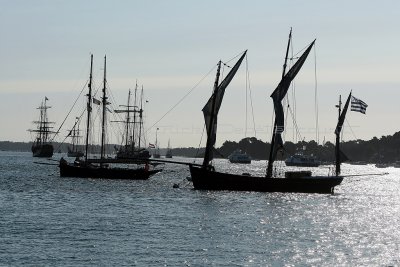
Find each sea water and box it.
[1,151,400,266]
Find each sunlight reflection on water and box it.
[1,152,400,266]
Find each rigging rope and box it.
[145,64,217,134]
[194,123,206,164]
[345,118,358,140]
[245,54,257,138]
[50,80,88,142]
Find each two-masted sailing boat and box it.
[67,117,84,157]
[59,55,161,180]
[29,97,55,157]
[114,85,151,160]
[189,32,344,194]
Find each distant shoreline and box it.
[2,131,400,164]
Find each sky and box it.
[1,1,399,148]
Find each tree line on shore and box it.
[2,131,400,163]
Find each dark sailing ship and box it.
[29,97,55,157]
[67,117,84,157]
[114,85,151,160]
[59,55,161,179]
[189,31,345,194]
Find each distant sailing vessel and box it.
[29,97,55,157]
[152,128,161,158]
[114,86,151,160]
[59,55,161,180]
[67,117,84,158]
[189,30,345,194]
[228,149,251,164]
[165,139,173,158]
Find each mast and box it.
[132,83,138,152]
[43,98,47,143]
[335,95,342,176]
[138,85,144,149]
[72,119,76,152]
[38,100,44,145]
[202,60,222,167]
[125,89,131,149]
[267,29,292,178]
[85,54,93,162]
[100,55,107,161]
[334,91,351,176]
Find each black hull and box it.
[189,165,343,194]
[32,144,53,157]
[59,160,161,180]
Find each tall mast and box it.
[202,60,222,167]
[267,29,292,178]
[84,54,93,162]
[335,95,342,176]
[39,100,44,144]
[72,119,76,151]
[100,55,107,160]
[334,91,351,176]
[125,89,131,149]
[132,82,138,152]
[138,85,144,149]
[43,98,47,142]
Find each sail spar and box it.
[202,51,247,165]
[270,40,315,157]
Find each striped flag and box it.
[351,96,368,114]
[148,143,155,149]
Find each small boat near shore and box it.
[228,149,251,164]
[285,152,320,167]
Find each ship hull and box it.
[32,144,54,157]
[189,165,343,194]
[59,159,161,180]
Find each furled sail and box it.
[202,51,247,165]
[270,40,315,158]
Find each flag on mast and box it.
[351,96,368,114]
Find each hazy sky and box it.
[1,1,399,148]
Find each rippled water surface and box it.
[1,151,400,266]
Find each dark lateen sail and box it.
[202,51,247,166]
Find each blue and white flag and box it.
[351,96,368,114]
